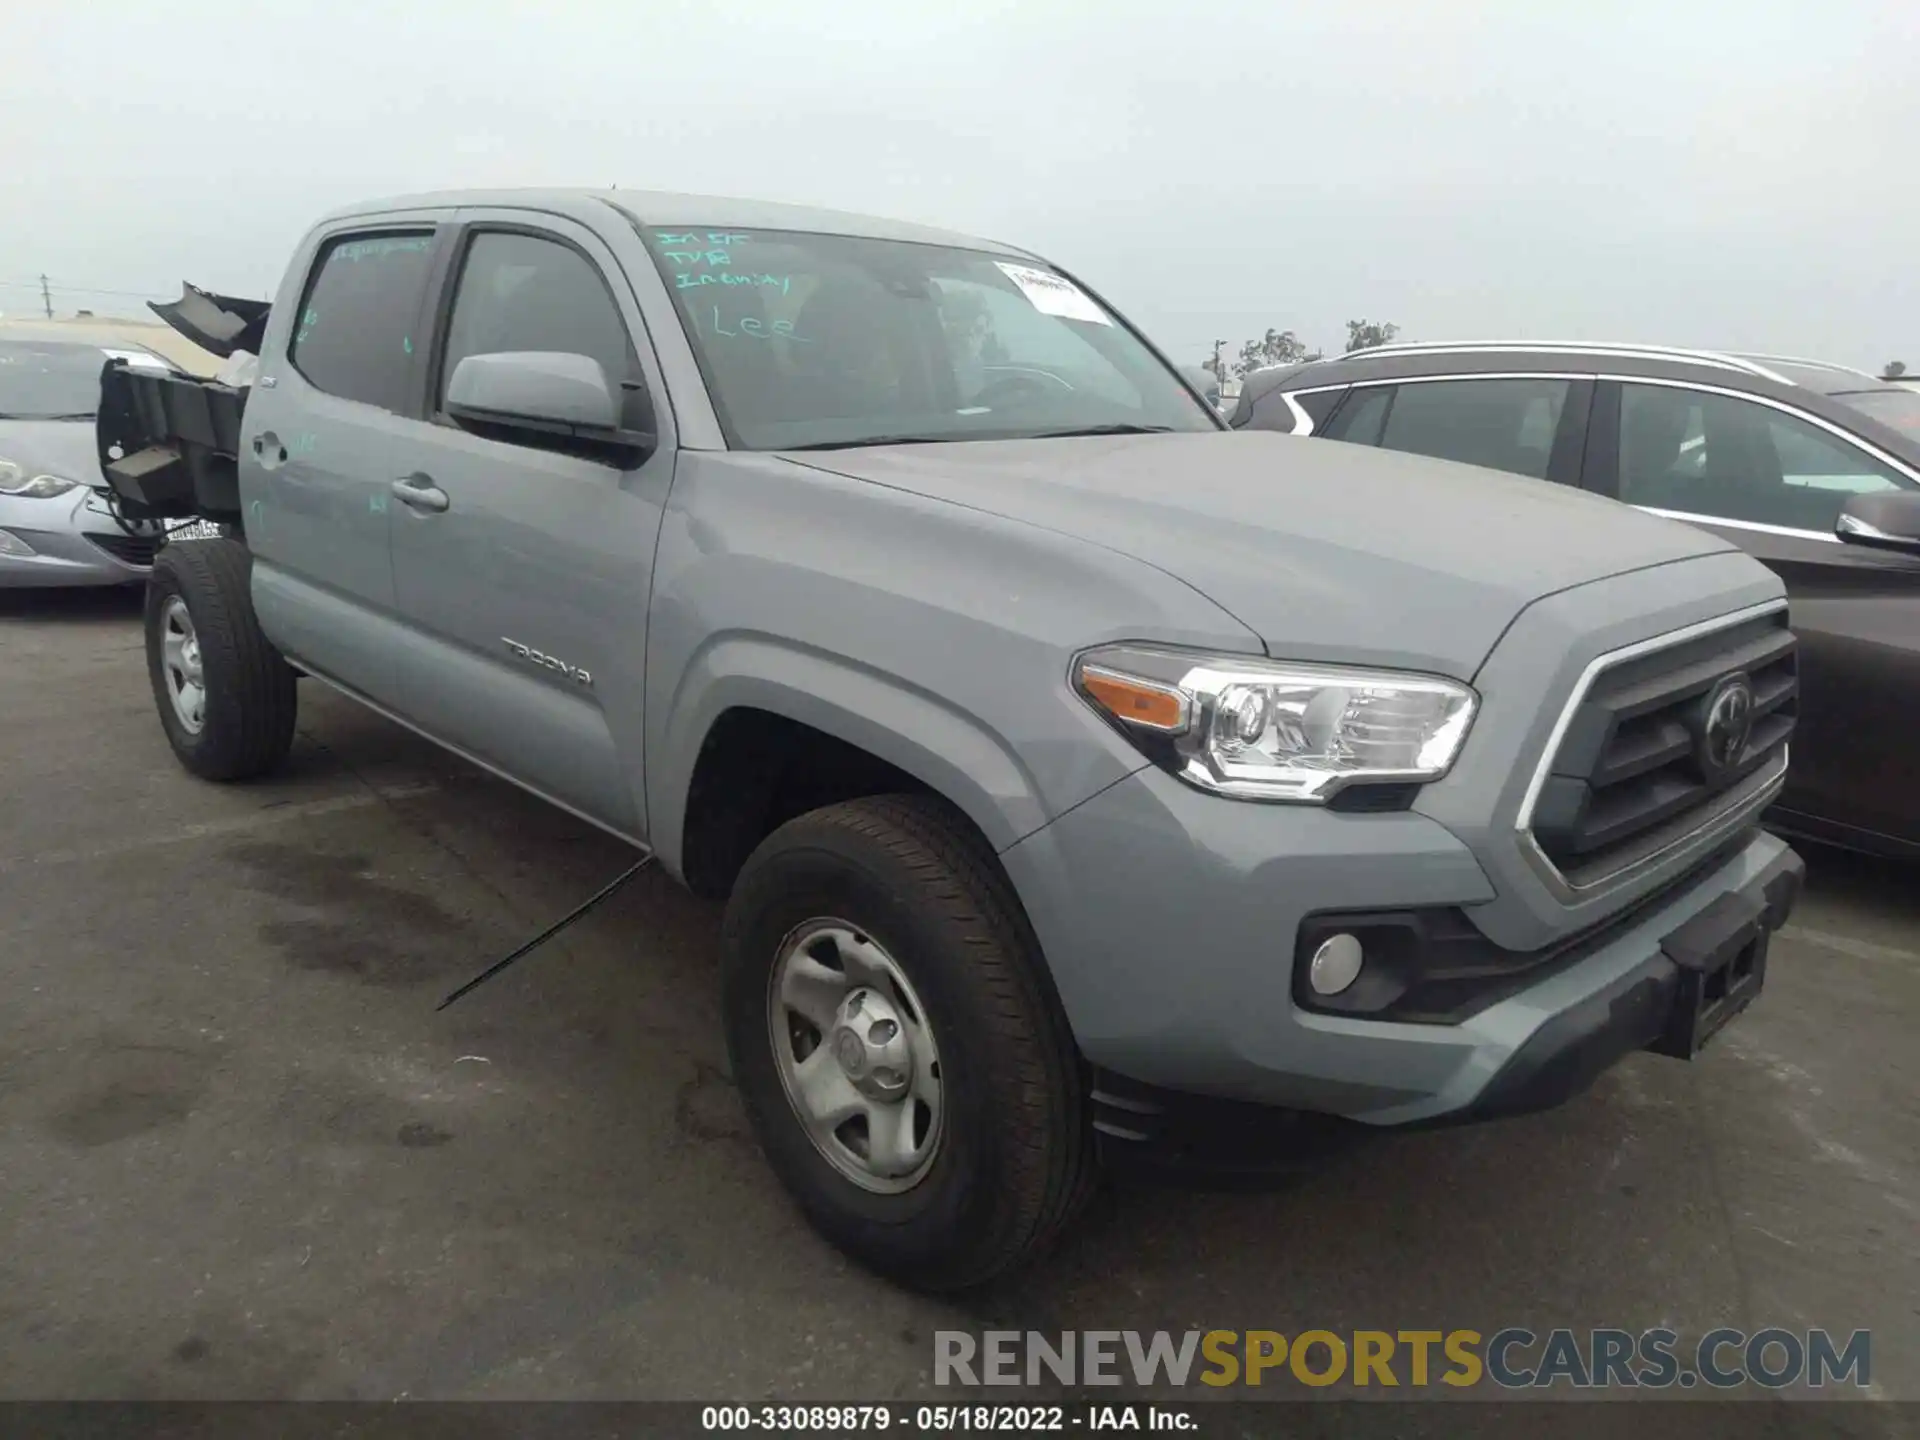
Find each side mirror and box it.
[445,351,656,466]
[1835,490,1920,554]
[447,351,621,432]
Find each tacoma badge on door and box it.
[502,637,592,687]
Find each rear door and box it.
[384,210,677,840]
[1590,378,1920,849]
[245,219,447,701]
[1310,375,1593,486]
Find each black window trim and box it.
[287,223,446,417]
[1587,374,1920,545]
[423,219,648,436]
[1306,371,1594,484]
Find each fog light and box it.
[0,529,36,558]
[1308,933,1364,995]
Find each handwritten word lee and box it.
[710,306,807,342]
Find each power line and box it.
[0,278,172,300]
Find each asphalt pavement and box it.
[1,586,1914,1424]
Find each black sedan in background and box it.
[1235,341,1920,859]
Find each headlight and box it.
[1073,644,1478,803]
[0,460,81,500]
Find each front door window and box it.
[1617,384,1910,532]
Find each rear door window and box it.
[1321,385,1394,445]
[288,231,436,411]
[1373,378,1571,479]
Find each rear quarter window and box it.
[1280,388,1350,434]
[289,231,436,412]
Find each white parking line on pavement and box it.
[0,783,440,873]
[1780,925,1919,966]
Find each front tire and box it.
[145,539,297,781]
[722,794,1093,1292]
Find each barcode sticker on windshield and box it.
[995,263,1111,325]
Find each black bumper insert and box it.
[1461,845,1803,1123]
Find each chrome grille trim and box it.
[1515,598,1791,897]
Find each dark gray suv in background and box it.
[1234,342,1920,859]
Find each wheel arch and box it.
[652,639,1050,899]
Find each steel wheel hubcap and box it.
[768,919,943,1194]
[160,596,206,735]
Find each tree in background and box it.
[1887,360,1908,379]
[1232,328,1321,378]
[1345,319,1400,353]
[1214,320,1407,379]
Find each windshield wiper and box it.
[1028,423,1175,439]
[784,422,1180,452]
[0,411,96,422]
[784,435,959,451]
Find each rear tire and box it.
[145,539,297,781]
[721,794,1094,1292]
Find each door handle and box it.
[391,475,450,514]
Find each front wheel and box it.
[721,794,1094,1292]
[145,539,297,781]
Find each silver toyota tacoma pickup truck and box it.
[96,189,1804,1291]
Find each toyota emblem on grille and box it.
[1695,672,1756,784]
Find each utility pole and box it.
[1212,338,1225,380]
[40,274,53,320]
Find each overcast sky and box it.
[4,0,1914,370]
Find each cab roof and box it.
[319,187,1033,259]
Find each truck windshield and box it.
[641,227,1217,450]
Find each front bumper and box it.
[1449,844,1800,1125]
[0,491,158,588]
[1001,762,1803,1151]
[1085,844,1801,1178]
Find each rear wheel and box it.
[722,794,1094,1292]
[145,539,297,780]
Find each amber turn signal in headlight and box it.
[1073,644,1478,804]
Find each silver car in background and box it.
[0,335,173,587]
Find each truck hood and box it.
[780,430,1736,680]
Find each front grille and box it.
[1528,608,1796,889]
[84,531,161,567]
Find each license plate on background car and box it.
[167,521,226,541]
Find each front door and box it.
[1594,379,1920,850]
[385,214,674,840]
